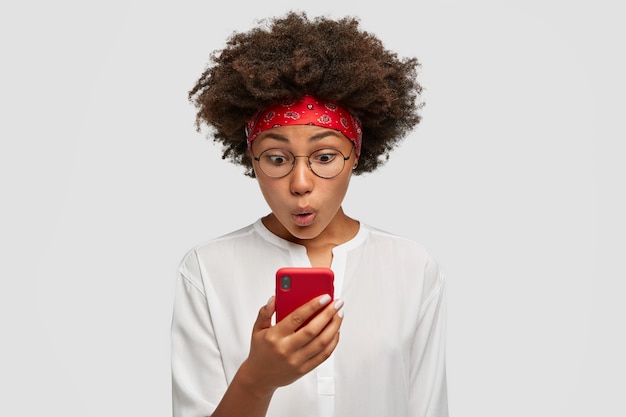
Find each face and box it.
[250,125,357,243]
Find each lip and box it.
[292,208,316,226]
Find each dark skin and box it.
[212,125,350,416]
[211,295,343,417]
[251,126,361,268]
[187,12,423,416]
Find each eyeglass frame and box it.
[252,146,354,179]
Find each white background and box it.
[1,0,624,416]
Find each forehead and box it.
[253,125,349,147]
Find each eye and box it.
[263,149,292,166]
[311,149,339,164]
[267,155,287,165]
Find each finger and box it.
[277,294,332,334]
[288,298,344,352]
[253,296,275,331]
[296,300,344,358]
[298,327,342,375]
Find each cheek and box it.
[321,176,352,206]
[256,179,285,209]
[255,171,353,209]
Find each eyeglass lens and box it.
[256,148,349,178]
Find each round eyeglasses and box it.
[252,147,353,179]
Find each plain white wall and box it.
[1,0,624,416]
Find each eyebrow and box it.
[258,129,343,143]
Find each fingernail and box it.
[266,296,273,307]
[319,294,331,305]
[333,299,344,310]
[338,309,344,318]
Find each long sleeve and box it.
[172,220,449,417]
[171,250,226,417]
[409,258,448,417]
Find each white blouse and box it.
[171,219,448,417]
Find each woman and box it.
[171,11,448,417]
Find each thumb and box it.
[254,296,275,330]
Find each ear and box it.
[247,146,260,177]
[248,146,258,165]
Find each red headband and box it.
[245,96,362,157]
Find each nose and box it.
[289,156,314,195]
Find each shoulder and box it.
[183,222,260,257]
[191,223,257,254]
[361,223,444,293]
[177,222,258,287]
[362,224,436,261]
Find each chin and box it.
[287,225,324,241]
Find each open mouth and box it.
[293,211,316,226]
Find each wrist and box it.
[235,359,276,400]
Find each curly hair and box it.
[188,11,423,177]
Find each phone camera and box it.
[281,275,291,290]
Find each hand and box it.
[238,294,344,397]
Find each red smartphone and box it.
[275,267,335,324]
